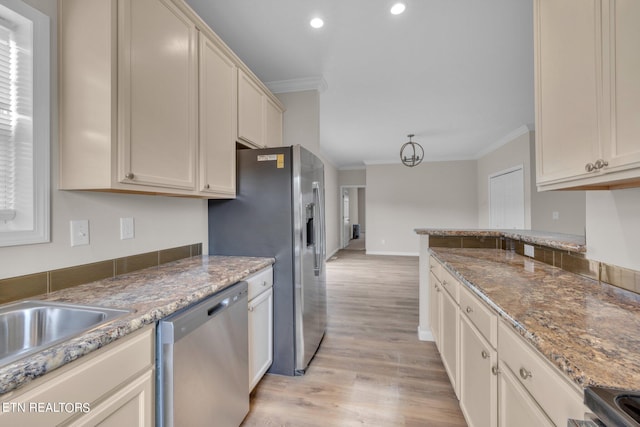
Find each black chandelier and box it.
[400,134,424,167]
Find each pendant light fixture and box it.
[400,134,424,167]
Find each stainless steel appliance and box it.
[156,281,249,427]
[208,145,327,376]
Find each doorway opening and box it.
[340,185,366,251]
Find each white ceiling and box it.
[186,0,535,169]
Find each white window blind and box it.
[0,0,49,247]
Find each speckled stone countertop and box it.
[430,247,640,390]
[415,228,586,252]
[0,255,274,395]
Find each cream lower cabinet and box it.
[535,0,640,191]
[0,326,154,427]
[497,362,553,427]
[430,256,587,427]
[460,315,498,427]
[247,266,274,391]
[429,271,442,347]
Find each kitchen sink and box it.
[585,386,640,427]
[0,300,129,367]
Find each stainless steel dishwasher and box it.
[157,281,249,427]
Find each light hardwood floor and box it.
[241,251,467,427]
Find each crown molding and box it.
[474,124,534,159]
[265,76,328,94]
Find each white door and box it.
[342,190,350,248]
[490,167,525,229]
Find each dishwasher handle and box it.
[207,298,229,317]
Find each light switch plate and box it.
[524,244,535,258]
[120,217,134,240]
[70,220,90,246]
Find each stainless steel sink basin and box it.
[0,300,129,366]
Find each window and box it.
[0,0,49,247]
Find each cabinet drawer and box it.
[460,285,497,349]
[247,266,273,300]
[438,266,460,304]
[0,326,154,426]
[498,321,584,426]
[429,256,441,280]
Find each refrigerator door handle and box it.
[313,182,322,276]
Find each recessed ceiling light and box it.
[390,3,406,15]
[310,17,324,29]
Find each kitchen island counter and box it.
[0,255,274,395]
[430,247,640,390]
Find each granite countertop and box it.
[429,247,640,390]
[0,255,274,396]
[415,228,586,253]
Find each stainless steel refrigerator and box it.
[208,145,327,376]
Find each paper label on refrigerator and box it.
[257,155,278,162]
[277,154,285,168]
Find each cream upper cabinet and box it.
[535,0,640,190]
[198,31,237,197]
[118,0,197,191]
[59,0,201,196]
[265,96,284,148]
[238,69,284,148]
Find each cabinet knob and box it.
[248,305,254,312]
[466,306,473,314]
[262,281,267,287]
[125,172,134,180]
[594,159,609,170]
[436,286,441,293]
[442,280,448,286]
[491,365,500,376]
[481,350,489,359]
[204,184,210,189]
[519,367,533,380]
[585,163,596,172]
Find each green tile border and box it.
[0,243,202,304]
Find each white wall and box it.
[477,128,586,235]
[477,129,532,229]
[0,0,209,280]
[586,189,640,271]
[358,188,366,233]
[366,161,478,255]
[338,169,366,187]
[276,90,340,258]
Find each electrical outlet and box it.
[552,211,560,220]
[120,217,134,240]
[524,244,535,258]
[70,220,90,246]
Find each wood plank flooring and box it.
[241,251,467,427]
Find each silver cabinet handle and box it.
[466,306,473,314]
[519,367,532,380]
[585,163,596,172]
[262,281,267,287]
[481,350,489,359]
[435,286,441,293]
[594,159,609,170]
[491,365,500,375]
[125,172,134,180]
[204,184,210,189]
[442,280,448,286]
[248,305,254,312]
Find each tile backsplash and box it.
[0,243,202,304]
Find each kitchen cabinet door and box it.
[440,287,460,398]
[429,271,442,349]
[534,0,602,188]
[198,32,237,197]
[460,315,497,427]
[600,0,640,173]
[238,69,265,148]
[265,96,283,147]
[497,362,554,427]
[249,287,273,390]
[118,0,197,190]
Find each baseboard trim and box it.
[418,326,434,342]
[366,251,419,257]
[326,247,340,260]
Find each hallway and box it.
[241,251,466,426]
